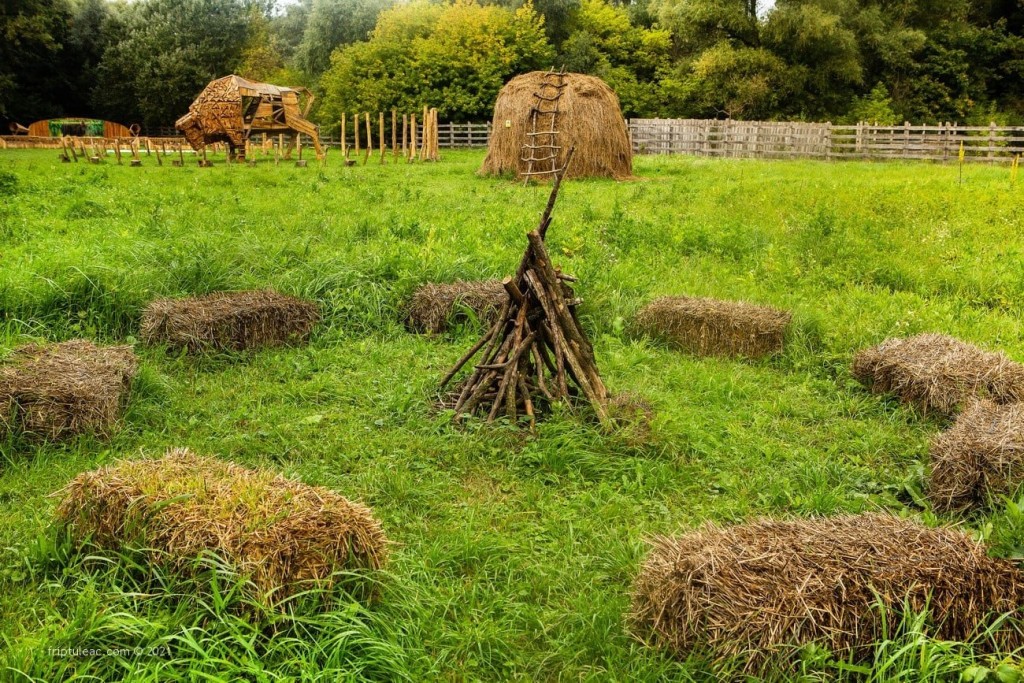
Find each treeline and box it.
[2,0,1022,131]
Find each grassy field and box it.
[1,148,1023,681]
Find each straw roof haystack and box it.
[406,280,508,334]
[140,289,319,352]
[928,400,1024,513]
[631,514,1024,671]
[852,333,1024,416]
[630,296,791,358]
[56,448,389,599]
[480,71,632,181]
[0,340,137,441]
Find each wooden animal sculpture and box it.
[175,75,324,161]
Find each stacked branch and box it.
[439,148,609,427]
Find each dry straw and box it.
[631,513,1024,671]
[405,280,508,334]
[928,400,1024,512]
[480,71,633,181]
[56,448,389,599]
[852,333,1024,416]
[631,296,791,358]
[140,289,320,352]
[0,339,137,441]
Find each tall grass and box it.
[1,149,1023,679]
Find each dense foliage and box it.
[1,0,1023,128]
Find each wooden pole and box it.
[402,114,408,159]
[379,111,386,164]
[341,113,347,157]
[178,143,184,165]
[403,116,411,162]
[364,112,372,165]
[392,109,398,160]
[421,105,428,160]
[155,141,162,166]
[354,114,360,157]
[114,138,122,164]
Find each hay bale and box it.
[0,339,137,441]
[56,448,388,598]
[928,400,1024,512]
[479,72,633,181]
[630,296,791,358]
[631,514,1024,670]
[852,333,1024,416]
[405,280,508,334]
[140,289,319,352]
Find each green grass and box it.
[1,149,1023,680]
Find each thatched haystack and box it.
[56,448,389,599]
[852,333,1024,416]
[480,71,632,181]
[0,340,137,441]
[630,296,791,358]
[631,514,1024,671]
[928,400,1024,513]
[141,289,319,352]
[406,280,508,334]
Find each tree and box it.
[560,0,671,115]
[319,0,553,126]
[666,43,794,119]
[0,0,71,122]
[295,0,395,78]
[91,0,252,127]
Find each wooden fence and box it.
[628,119,1024,163]
[9,119,1023,163]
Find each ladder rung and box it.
[521,169,559,176]
[526,131,560,136]
[520,155,559,163]
[522,144,562,150]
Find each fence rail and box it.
[628,119,1024,163]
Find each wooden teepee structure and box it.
[439,148,610,428]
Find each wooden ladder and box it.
[521,69,567,182]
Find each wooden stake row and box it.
[438,147,608,429]
[340,109,441,164]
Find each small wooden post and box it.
[68,138,79,162]
[354,114,362,157]
[379,111,386,164]
[145,138,152,156]
[114,138,122,165]
[420,105,428,160]
[989,122,997,163]
[392,109,398,160]
[364,112,372,165]
[409,114,417,162]
[402,114,408,159]
[341,113,347,157]
[155,141,163,166]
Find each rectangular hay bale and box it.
[928,400,1024,512]
[140,289,320,352]
[0,339,137,441]
[631,514,1024,672]
[56,448,389,599]
[630,295,791,358]
[405,279,508,334]
[852,333,1024,416]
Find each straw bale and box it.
[853,333,1024,416]
[56,448,388,598]
[140,289,319,352]
[630,296,791,358]
[406,280,508,334]
[480,72,633,181]
[631,513,1024,671]
[928,400,1024,512]
[0,339,136,440]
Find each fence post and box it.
[989,122,996,163]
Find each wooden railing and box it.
[628,119,1024,163]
